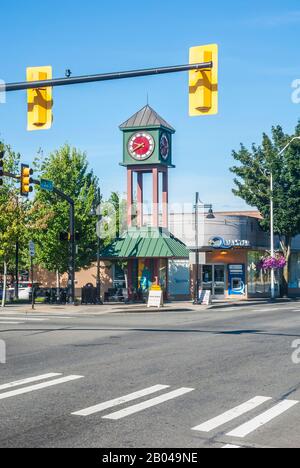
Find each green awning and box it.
[101,227,189,260]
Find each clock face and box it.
[160,133,170,160]
[128,132,155,161]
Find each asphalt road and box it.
[1,301,300,448]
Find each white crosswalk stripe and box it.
[72,385,170,417]
[0,316,48,322]
[222,444,241,449]
[73,385,194,419]
[103,387,194,420]
[226,400,299,438]
[192,396,271,432]
[0,374,83,400]
[0,373,62,391]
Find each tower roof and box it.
[120,105,175,132]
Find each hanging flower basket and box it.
[257,254,286,271]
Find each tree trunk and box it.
[280,236,292,297]
[1,262,8,309]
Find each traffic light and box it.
[20,164,34,197]
[60,232,80,242]
[0,150,4,187]
[189,44,218,116]
[27,66,53,131]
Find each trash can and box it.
[81,283,97,305]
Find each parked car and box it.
[0,288,14,302]
[8,282,40,301]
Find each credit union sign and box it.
[208,236,251,249]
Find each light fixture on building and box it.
[206,207,215,220]
[220,251,229,256]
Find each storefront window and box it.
[247,251,280,296]
[289,253,300,289]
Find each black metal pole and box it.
[15,241,19,300]
[68,201,76,305]
[194,192,200,304]
[31,256,35,310]
[96,188,102,305]
[4,62,213,92]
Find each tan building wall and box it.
[35,262,113,299]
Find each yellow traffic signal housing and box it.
[27,66,53,131]
[189,44,218,116]
[21,164,34,197]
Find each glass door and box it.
[202,265,213,294]
[214,265,226,298]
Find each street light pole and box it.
[194,192,200,304]
[193,194,215,304]
[270,136,300,300]
[96,188,102,305]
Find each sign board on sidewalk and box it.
[29,241,35,258]
[147,289,164,309]
[40,179,54,192]
[198,289,212,305]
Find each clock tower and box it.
[120,104,175,228]
[100,105,189,301]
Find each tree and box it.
[231,122,300,295]
[33,144,100,277]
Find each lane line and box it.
[103,387,194,420]
[192,396,272,433]
[0,375,83,400]
[72,385,170,417]
[227,400,299,438]
[222,444,241,449]
[0,317,47,322]
[0,373,62,391]
[0,321,23,324]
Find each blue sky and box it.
[1,0,300,210]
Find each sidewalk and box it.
[1,301,208,315]
[1,297,298,315]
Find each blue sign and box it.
[208,237,250,249]
[228,264,246,296]
[40,179,54,192]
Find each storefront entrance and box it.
[202,264,226,299]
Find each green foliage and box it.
[33,144,100,274]
[231,122,300,293]
[231,123,300,238]
[0,141,52,275]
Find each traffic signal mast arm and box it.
[4,62,213,92]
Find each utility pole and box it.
[194,192,200,304]
[96,188,102,304]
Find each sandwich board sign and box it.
[198,289,212,305]
[147,286,164,309]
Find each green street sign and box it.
[40,179,54,192]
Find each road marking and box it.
[103,387,194,420]
[222,444,241,449]
[0,317,47,322]
[0,373,62,391]
[192,396,272,433]
[72,385,170,417]
[0,375,83,400]
[0,321,23,324]
[227,400,299,438]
